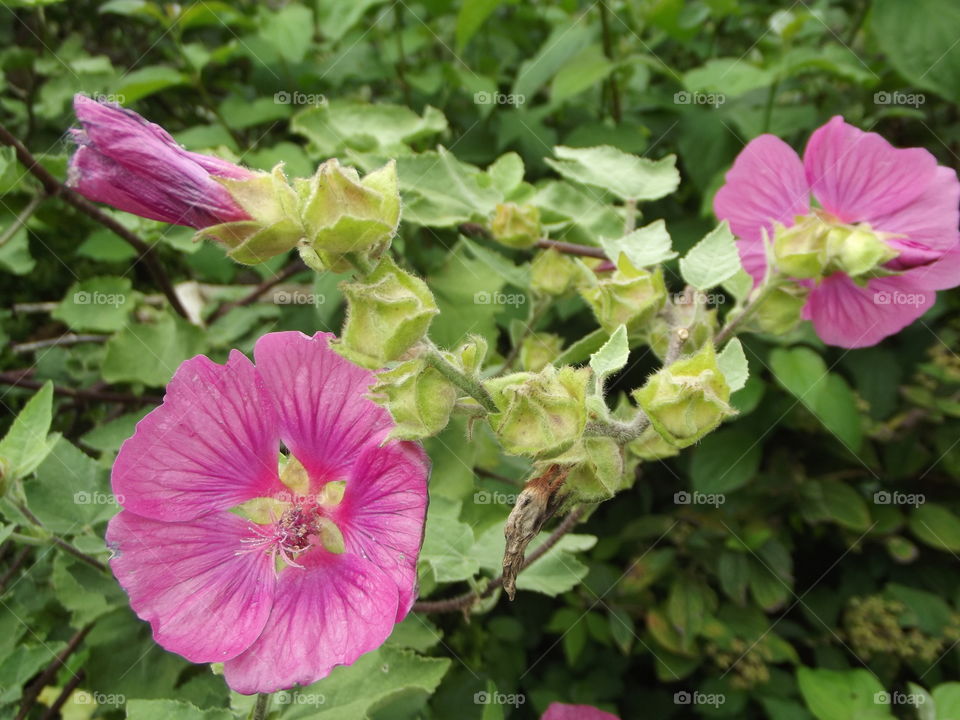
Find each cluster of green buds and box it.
[772,213,898,282]
[633,343,735,448]
[646,289,717,361]
[530,248,581,296]
[202,158,400,271]
[547,435,627,502]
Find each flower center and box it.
[232,454,347,573]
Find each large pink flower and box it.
[68,94,252,229]
[714,116,960,347]
[106,331,429,694]
[542,702,620,719]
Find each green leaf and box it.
[79,408,150,454]
[551,45,614,103]
[0,217,35,275]
[112,65,189,103]
[690,427,761,494]
[512,22,593,99]
[545,145,680,201]
[871,0,960,103]
[126,699,232,720]
[932,683,960,720]
[419,497,478,582]
[590,324,629,386]
[316,0,388,42]
[456,0,503,49]
[796,667,892,720]
[679,221,741,290]
[600,220,677,269]
[260,4,315,63]
[909,503,960,553]
[428,242,507,347]
[399,147,501,227]
[717,338,748,392]
[769,347,863,452]
[667,576,707,649]
[554,328,610,366]
[0,381,58,482]
[683,58,775,98]
[102,313,205,387]
[52,276,135,332]
[26,437,114,533]
[803,480,872,532]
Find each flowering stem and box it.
[423,345,498,413]
[715,276,785,346]
[585,411,651,444]
[251,693,271,720]
[343,251,376,277]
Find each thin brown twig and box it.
[411,505,585,614]
[0,123,189,318]
[11,333,108,354]
[208,259,306,322]
[0,370,161,405]
[17,624,93,720]
[39,669,85,720]
[535,238,607,260]
[14,502,108,573]
[0,547,32,594]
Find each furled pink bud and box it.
[67,94,252,229]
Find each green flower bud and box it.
[298,158,400,268]
[519,332,565,372]
[772,216,830,279]
[490,202,542,249]
[530,248,581,296]
[485,365,589,458]
[647,294,717,361]
[203,164,304,264]
[550,436,626,502]
[825,223,898,278]
[370,359,458,439]
[580,256,667,336]
[335,255,438,369]
[632,343,734,448]
[627,425,681,461]
[751,285,809,335]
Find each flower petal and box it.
[542,702,621,720]
[803,274,933,348]
[106,510,276,663]
[334,441,429,620]
[113,350,283,522]
[222,552,400,694]
[804,116,938,226]
[899,241,960,291]
[713,134,810,245]
[253,331,394,484]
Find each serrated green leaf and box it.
[590,324,629,386]
[0,381,58,482]
[717,338,748,392]
[545,145,680,201]
[680,221,741,290]
[600,220,677,269]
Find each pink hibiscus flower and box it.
[106,331,429,694]
[542,702,620,719]
[715,115,960,347]
[68,94,252,228]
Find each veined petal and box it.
[804,116,938,226]
[106,510,276,663]
[113,350,284,521]
[222,551,400,694]
[334,441,429,620]
[253,331,393,484]
[542,702,621,720]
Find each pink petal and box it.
[803,274,934,348]
[253,332,394,484]
[222,552,400,694]
[542,702,621,720]
[334,441,429,620]
[713,134,810,245]
[869,165,960,265]
[899,241,960,291]
[106,510,276,663]
[113,350,284,522]
[803,116,938,226]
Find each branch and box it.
[17,624,93,720]
[0,123,189,319]
[411,505,585,614]
[0,370,161,405]
[11,333,107,354]
[14,502,108,573]
[208,260,306,322]
[456,223,609,261]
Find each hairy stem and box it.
[423,345,498,413]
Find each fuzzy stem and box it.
[423,345,497,413]
[715,275,785,346]
[251,693,271,720]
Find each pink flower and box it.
[106,331,429,694]
[714,116,960,347]
[542,702,620,720]
[68,94,252,229]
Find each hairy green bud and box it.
[826,223,898,279]
[370,359,458,439]
[530,248,581,296]
[580,256,667,336]
[519,332,565,372]
[751,285,809,335]
[490,202,542,248]
[485,365,589,458]
[633,343,734,447]
[551,436,626,502]
[772,216,830,279]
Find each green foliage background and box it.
[3,0,960,718]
